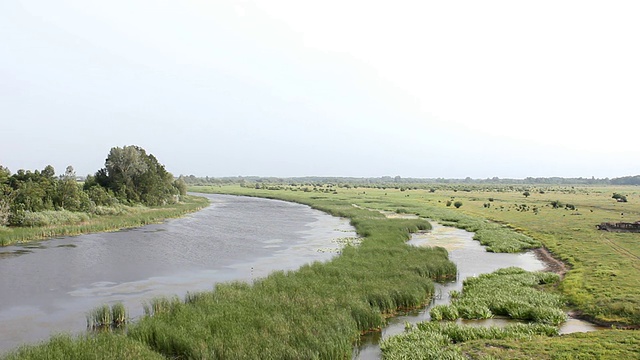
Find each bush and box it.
[454,201,463,208]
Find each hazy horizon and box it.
[2,1,639,179]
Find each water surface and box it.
[0,194,355,353]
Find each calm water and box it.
[0,194,355,353]
[353,221,603,360]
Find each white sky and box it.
[1,1,639,179]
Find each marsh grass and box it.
[86,303,128,330]
[381,322,559,360]
[0,195,208,246]
[430,267,566,325]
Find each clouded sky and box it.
[2,1,639,179]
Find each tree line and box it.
[0,146,186,227]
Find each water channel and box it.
[353,221,603,360]
[0,194,356,354]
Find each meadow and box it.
[195,184,640,358]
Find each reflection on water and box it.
[353,222,603,360]
[0,194,356,354]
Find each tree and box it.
[523,191,531,198]
[612,193,628,202]
[454,201,463,208]
[94,145,180,206]
[56,165,90,211]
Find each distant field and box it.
[193,184,640,359]
[200,184,640,326]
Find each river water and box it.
[0,194,356,354]
[353,221,603,360]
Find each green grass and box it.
[381,322,560,360]
[0,195,209,246]
[196,184,640,358]
[3,333,164,360]
[458,330,640,359]
[430,267,566,326]
[4,186,457,359]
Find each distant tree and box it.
[523,191,531,198]
[446,200,452,207]
[612,193,628,202]
[454,201,463,208]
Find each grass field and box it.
[193,184,640,359]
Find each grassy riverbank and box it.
[4,187,457,359]
[0,195,209,246]
[211,183,639,326]
[193,185,640,359]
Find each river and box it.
[0,194,356,354]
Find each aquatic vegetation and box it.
[381,322,559,360]
[0,195,208,246]
[430,267,566,326]
[86,303,128,330]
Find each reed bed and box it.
[430,267,566,325]
[381,322,559,360]
[0,195,208,246]
[86,303,128,330]
[3,333,164,360]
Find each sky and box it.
[1,1,639,179]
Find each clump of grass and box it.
[429,267,566,326]
[111,302,127,327]
[142,296,181,317]
[87,303,128,330]
[86,305,112,330]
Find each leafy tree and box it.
[95,145,181,206]
[523,191,530,198]
[55,166,90,211]
[454,201,463,208]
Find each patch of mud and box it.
[532,247,569,277]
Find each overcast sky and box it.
[1,1,639,179]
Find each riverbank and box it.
[3,190,458,359]
[197,185,640,359]
[0,195,209,246]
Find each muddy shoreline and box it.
[532,246,639,330]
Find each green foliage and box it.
[612,192,627,202]
[3,333,164,360]
[97,146,181,206]
[430,267,566,326]
[454,200,463,208]
[381,322,558,360]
